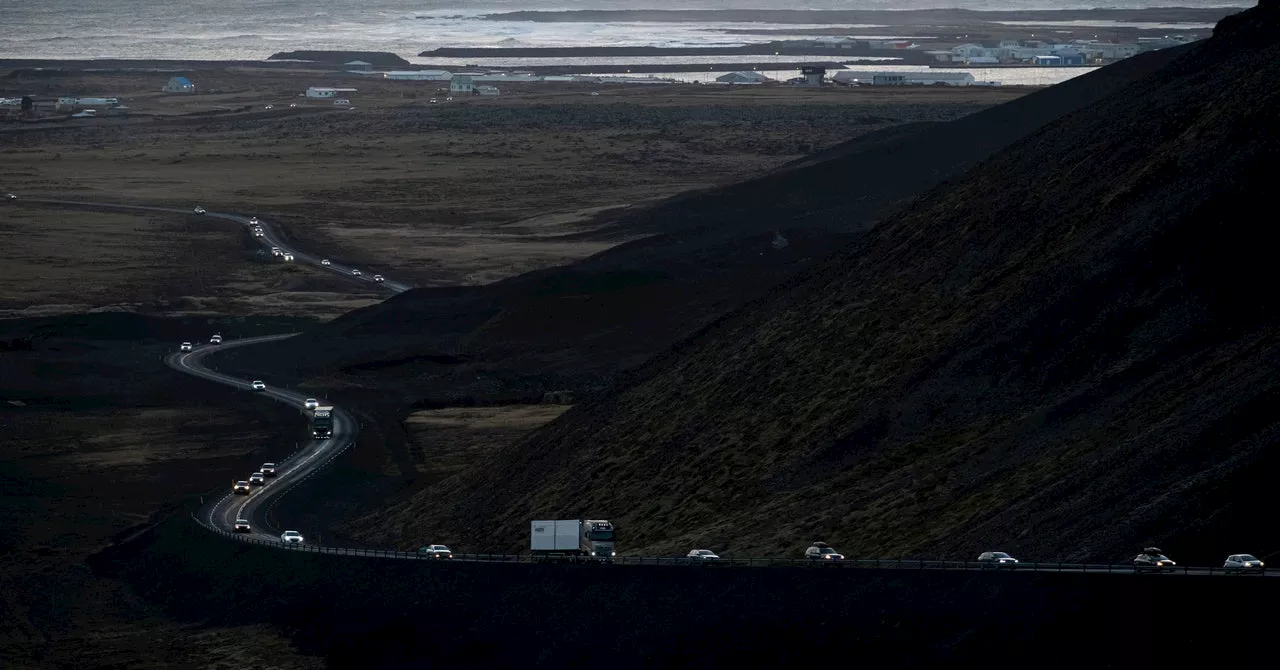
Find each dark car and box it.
[1133,547,1177,572]
[804,541,845,563]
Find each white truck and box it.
[530,519,615,562]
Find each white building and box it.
[383,70,452,81]
[305,87,357,99]
[450,75,474,94]
[344,60,373,72]
[715,71,771,84]
[476,85,500,96]
[950,43,992,59]
[162,76,195,93]
[832,71,975,86]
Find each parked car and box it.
[977,551,1019,567]
[418,544,453,559]
[193,206,206,214]
[1224,554,1265,573]
[260,462,277,477]
[249,472,265,486]
[280,530,304,545]
[180,342,192,352]
[1133,547,1177,572]
[233,518,251,533]
[686,549,720,563]
[232,481,250,495]
[304,398,319,410]
[805,541,844,562]
[251,380,266,391]
[209,334,222,344]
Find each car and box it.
[304,398,319,410]
[686,549,720,563]
[251,380,266,391]
[289,103,297,108]
[373,274,384,282]
[282,253,294,262]
[280,530,304,545]
[445,96,453,101]
[260,462,277,477]
[249,217,260,225]
[590,91,600,96]
[180,341,192,352]
[264,104,274,110]
[977,551,1019,568]
[351,269,362,276]
[232,481,251,495]
[430,98,438,103]
[320,259,331,266]
[804,541,845,562]
[4,193,16,200]
[209,334,222,345]
[249,472,265,485]
[193,206,206,214]
[233,518,251,533]
[1224,554,1265,573]
[252,229,264,237]
[418,544,453,559]
[271,246,282,256]
[1133,547,1177,572]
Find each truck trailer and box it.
[530,519,615,561]
[305,405,334,439]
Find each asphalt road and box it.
[11,197,1276,575]
[165,334,360,542]
[19,198,414,294]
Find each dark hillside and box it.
[369,2,1280,561]
[223,43,1189,405]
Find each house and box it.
[449,75,474,94]
[832,71,975,86]
[305,87,357,98]
[1033,55,1064,66]
[476,85,500,96]
[384,70,452,81]
[867,39,916,50]
[799,65,826,86]
[344,60,373,72]
[715,71,770,84]
[163,76,195,93]
[1052,50,1086,65]
[926,50,955,63]
[965,56,1000,65]
[951,43,991,59]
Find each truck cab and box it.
[581,519,615,560]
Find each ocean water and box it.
[0,0,1247,61]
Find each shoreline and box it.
[477,8,1239,25]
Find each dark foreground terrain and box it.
[360,1,1280,559]
[93,513,1275,669]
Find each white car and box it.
[590,91,600,96]
[264,104,274,110]
[280,530,304,545]
[1224,554,1265,573]
[430,98,438,103]
[686,549,720,563]
[249,217,260,225]
[289,103,297,108]
[233,518,251,533]
[271,247,282,256]
[180,341,192,352]
[193,206,206,214]
[373,274,384,283]
[232,481,251,495]
[320,259,331,266]
[445,96,453,101]
[418,544,453,559]
[304,398,319,410]
[351,269,362,276]
[249,472,265,486]
[253,228,264,237]
[251,380,266,391]
[209,334,222,345]
[282,253,294,262]
[4,193,16,200]
[260,462,277,477]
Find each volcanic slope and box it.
[225,42,1188,404]
[368,2,1280,561]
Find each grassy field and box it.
[2,66,1030,304]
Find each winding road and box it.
[9,197,1277,576]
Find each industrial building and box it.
[715,71,771,84]
[162,76,195,93]
[344,60,373,72]
[832,70,977,86]
[383,70,451,81]
[305,86,357,99]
